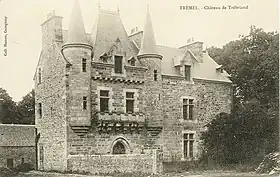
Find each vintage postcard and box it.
[0,0,279,176]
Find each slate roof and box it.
[91,10,137,60]
[138,6,159,55]
[59,6,231,83]
[64,0,90,45]
[0,124,36,147]
[158,45,231,83]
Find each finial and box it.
[117,6,120,14]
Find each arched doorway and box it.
[112,141,126,154]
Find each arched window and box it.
[112,141,126,154]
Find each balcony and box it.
[95,111,145,134]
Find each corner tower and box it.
[138,6,163,127]
[62,0,93,134]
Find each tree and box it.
[0,88,19,124]
[17,89,35,124]
[202,27,279,166]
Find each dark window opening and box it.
[38,68,42,84]
[83,96,87,110]
[38,103,42,118]
[183,133,195,158]
[7,159,13,169]
[39,145,44,169]
[130,59,135,66]
[154,70,158,81]
[183,99,194,120]
[21,158,24,164]
[113,141,126,154]
[126,92,134,113]
[185,65,191,81]
[114,56,123,74]
[100,90,109,112]
[82,58,87,72]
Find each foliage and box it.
[17,89,35,124]
[202,26,279,166]
[0,88,19,124]
[0,88,35,124]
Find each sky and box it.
[0,0,278,101]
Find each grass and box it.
[13,170,279,177]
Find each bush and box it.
[0,166,17,177]
[14,163,33,173]
[255,152,280,174]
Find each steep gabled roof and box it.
[0,124,35,147]
[158,45,231,83]
[91,10,137,60]
[64,0,89,45]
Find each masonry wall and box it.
[67,149,163,174]
[35,43,67,171]
[0,146,35,169]
[161,77,232,161]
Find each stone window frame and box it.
[123,89,139,114]
[108,136,132,154]
[181,130,197,161]
[38,67,42,84]
[82,58,87,72]
[112,55,126,77]
[38,103,42,118]
[180,96,197,122]
[96,87,113,113]
[82,96,87,110]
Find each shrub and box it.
[14,163,34,173]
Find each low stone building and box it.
[34,0,232,174]
[0,124,36,169]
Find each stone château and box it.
[34,0,232,174]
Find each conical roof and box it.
[65,0,89,45]
[138,5,158,55]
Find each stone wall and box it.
[35,42,68,170]
[161,77,232,161]
[67,149,163,174]
[0,146,35,168]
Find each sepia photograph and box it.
[0,0,279,176]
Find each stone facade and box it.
[0,124,36,169]
[34,2,232,175]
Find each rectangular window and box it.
[183,99,194,120]
[100,90,109,112]
[83,96,87,110]
[114,56,123,74]
[38,68,42,84]
[7,158,13,169]
[126,92,134,113]
[185,65,191,81]
[154,70,158,81]
[21,158,24,164]
[183,133,195,158]
[39,144,44,170]
[38,103,42,118]
[82,58,87,72]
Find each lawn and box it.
[13,170,279,177]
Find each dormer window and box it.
[100,53,108,63]
[184,65,191,81]
[114,55,123,74]
[216,65,224,73]
[128,56,136,66]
